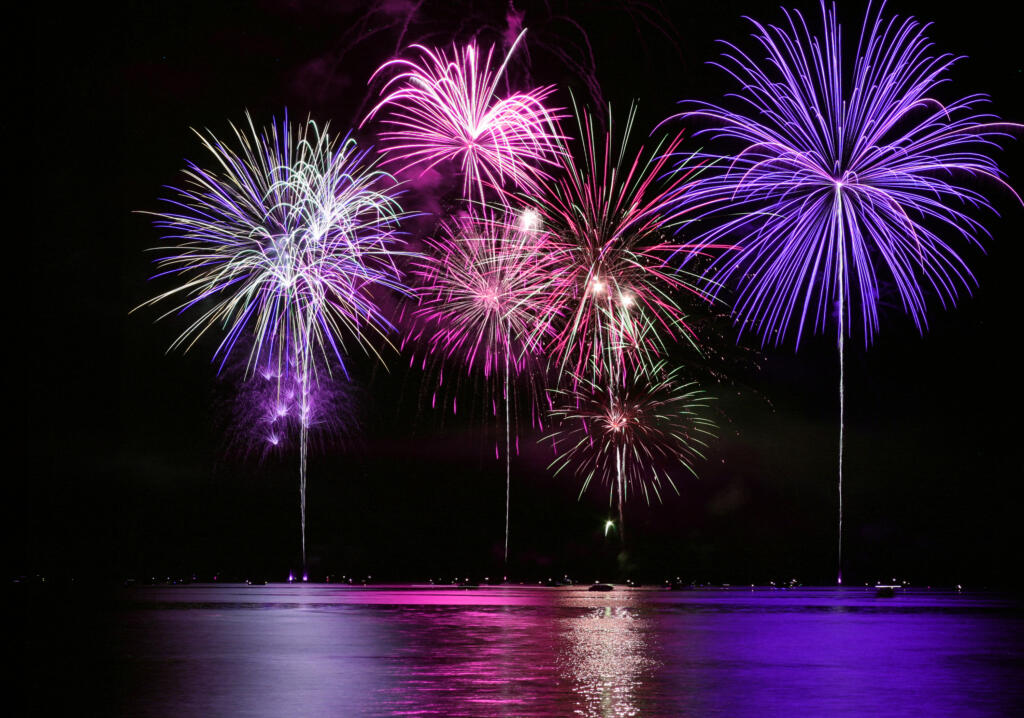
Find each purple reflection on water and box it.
[47,586,1024,717]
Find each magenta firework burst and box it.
[139,112,410,568]
[364,30,564,202]
[409,209,560,561]
[546,361,716,532]
[670,1,1020,583]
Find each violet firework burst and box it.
[363,30,564,203]
[223,354,359,459]
[670,1,1019,583]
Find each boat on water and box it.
[588,583,614,592]
[875,584,899,597]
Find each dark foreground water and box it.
[24,585,1024,716]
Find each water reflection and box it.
[558,599,655,718]
[370,588,658,716]
[41,585,1024,717]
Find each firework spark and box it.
[668,1,1020,582]
[363,30,564,203]
[139,112,409,568]
[410,209,558,383]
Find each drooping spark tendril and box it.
[546,360,717,537]
[363,29,564,203]
[668,1,1020,583]
[222,354,359,468]
[138,113,410,569]
[408,209,560,563]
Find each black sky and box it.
[21,0,1023,586]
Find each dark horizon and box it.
[21,0,1024,589]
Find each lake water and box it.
[25,585,1024,716]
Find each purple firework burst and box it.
[222,356,359,459]
[672,1,1019,346]
[668,0,1020,583]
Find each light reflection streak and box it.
[558,595,657,718]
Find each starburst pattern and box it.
[518,102,729,381]
[547,361,716,506]
[670,1,1019,347]
[364,30,564,201]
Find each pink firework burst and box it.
[407,208,562,562]
[409,209,559,386]
[363,30,564,202]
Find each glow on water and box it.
[78,585,1024,717]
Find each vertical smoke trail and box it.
[616,444,625,546]
[300,420,308,571]
[836,189,845,586]
[837,313,844,586]
[504,351,511,565]
[299,342,310,574]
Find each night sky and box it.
[22,0,1023,587]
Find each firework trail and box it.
[408,208,560,564]
[546,359,717,538]
[139,113,410,569]
[363,29,564,204]
[668,1,1020,583]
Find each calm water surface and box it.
[31,585,1024,716]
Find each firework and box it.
[408,208,560,562]
[139,112,409,568]
[546,360,717,536]
[668,1,1020,582]
[410,209,559,384]
[518,101,727,382]
[363,30,564,203]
